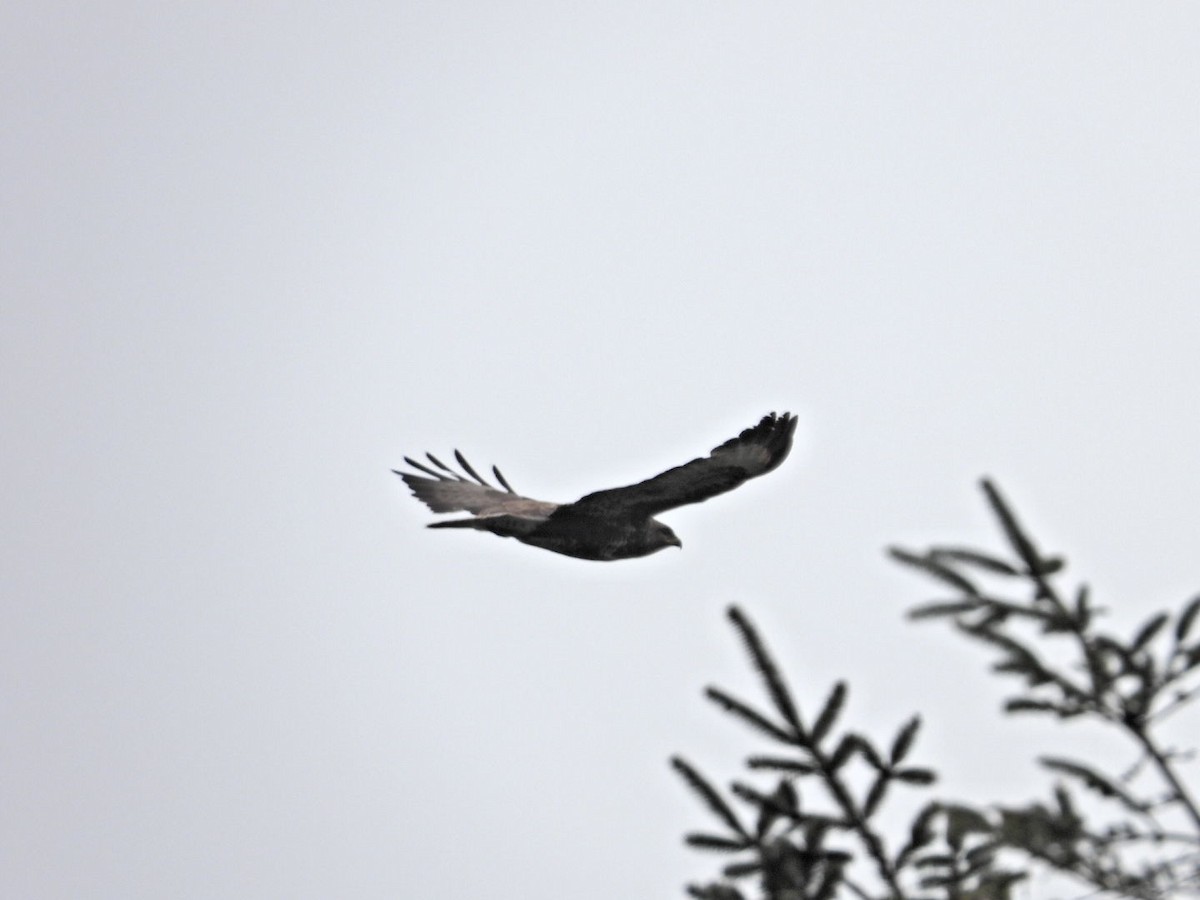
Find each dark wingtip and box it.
[395,447,514,494]
[743,411,797,471]
[425,452,461,477]
[401,455,448,480]
[739,411,796,444]
[453,449,494,488]
[493,465,516,494]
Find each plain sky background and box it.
[4,4,1200,899]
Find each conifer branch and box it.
[675,478,1199,899]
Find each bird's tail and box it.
[427,514,540,538]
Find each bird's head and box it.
[650,521,683,551]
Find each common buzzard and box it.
[393,412,796,561]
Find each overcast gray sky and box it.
[4,4,1200,899]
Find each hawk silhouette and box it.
[393,412,797,561]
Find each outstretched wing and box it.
[562,412,796,519]
[393,450,558,519]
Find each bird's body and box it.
[394,412,796,561]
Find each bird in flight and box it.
[393,412,796,561]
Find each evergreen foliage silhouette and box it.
[674,479,1200,899]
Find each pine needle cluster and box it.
[674,480,1200,899]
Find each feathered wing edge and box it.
[562,411,797,517]
[392,450,558,521]
[707,411,796,476]
[399,449,516,493]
